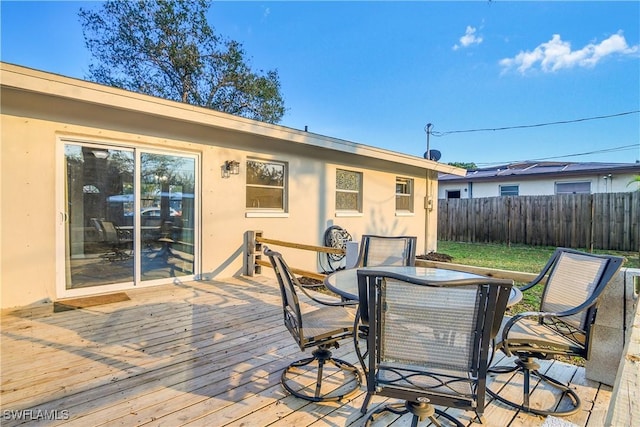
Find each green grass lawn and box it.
[432,241,639,313]
[434,241,640,271]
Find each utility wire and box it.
[431,110,640,137]
[475,144,640,167]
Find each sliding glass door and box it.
[139,152,196,283]
[61,141,198,293]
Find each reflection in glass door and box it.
[64,144,135,289]
[63,142,197,291]
[140,153,196,282]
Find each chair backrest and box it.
[538,248,623,331]
[99,220,121,244]
[91,218,120,244]
[357,270,513,413]
[263,247,305,347]
[357,235,417,267]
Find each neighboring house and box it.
[0,63,465,309]
[438,161,640,199]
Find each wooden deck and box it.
[1,276,614,427]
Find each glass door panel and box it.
[140,153,196,281]
[64,144,135,289]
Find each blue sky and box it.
[2,1,639,166]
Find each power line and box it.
[431,110,640,137]
[475,143,640,167]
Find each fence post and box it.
[243,230,263,276]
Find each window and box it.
[500,185,519,196]
[446,190,461,199]
[336,169,362,212]
[246,159,287,211]
[556,181,591,195]
[395,177,414,213]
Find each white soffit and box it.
[1,62,465,176]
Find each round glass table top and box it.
[324,266,522,306]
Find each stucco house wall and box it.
[1,63,463,309]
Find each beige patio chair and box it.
[356,235,417,267]
[354,235,417,373]
[357,269,513,426]
[264,247,362,402]
[489,248,623,416]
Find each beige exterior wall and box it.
[1,63,464,309]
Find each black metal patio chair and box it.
[357,269,513,426]
[353,235,417,373]
[264,247,362,402]
[488,247,623,416]
[356,235,417,268]
[91,218,133,261]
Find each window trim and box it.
[555,181,591,195]
[245,158,288,213]
[446,189,462,199]
[395,176,414,215]
[335,168,363,213]
[499,184,519,197]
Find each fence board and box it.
[438,192,639,251]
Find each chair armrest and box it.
[297,284,358,307]
[501,310,584,355]
[518,274,548,292]
[502,310,559,341]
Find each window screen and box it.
[556,181,591,195]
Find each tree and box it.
[447,162,477,170]
[79,0,285,123]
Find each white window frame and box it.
[395,177,414,216]
[555,181,591,195]
[499,184,519,197]
[335,169,363,216]
[245,158,288,218]
[446,189,462,199]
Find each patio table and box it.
[324,266,522,306]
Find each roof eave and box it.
[1,62,466,176]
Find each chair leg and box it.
[363,400,464,427]
[281,347,361,402]
[353,311,369,375]
[314,356,326,398]
[487,357,581,417]
[361,392,373,414]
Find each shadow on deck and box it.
[0,276,623,426]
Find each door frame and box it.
[56,136,201,299]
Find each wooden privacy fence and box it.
[438,192,639,251]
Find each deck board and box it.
[1,277,612,427]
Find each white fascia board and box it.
[1,62,465,176]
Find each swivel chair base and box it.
[362,399,464,427]
[281,347,361,402]
[488,357,580,417]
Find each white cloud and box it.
[453,26,483,51]
[500,31,639,74]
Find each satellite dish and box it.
[423,150,442,161]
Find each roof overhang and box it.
[1,62,466,177]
